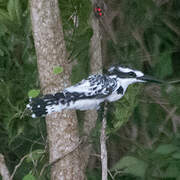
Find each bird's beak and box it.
[137,75,164,84]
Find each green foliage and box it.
[70,27,92,83]
[22,173,36,180]
[0,1,49,179]
[107,85,141,133]
[172,152,180,159]
[26,149,45,163]
[112,156,148,178]
[111,140,180,179]
[149,141,180,179]
[155,144,178,155]
[0,0,179,179]
[59,0,92,83]
[162,85,180,111]
[0,0,92,179]
[7,0,22,24]
[53,66,63,75]
[28,89,40,98]
[154,51,173,78]
[122,0,157,29]
[103,0,180,179]
[86,169,101,180]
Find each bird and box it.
[26,65,163,118]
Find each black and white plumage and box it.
[27,65,162,118]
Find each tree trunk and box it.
[30,0,84,179]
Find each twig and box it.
[131,29,152,65]
[147,90,179,143]
[152,106,177,144]
[163,18,180,36]
[100,102,108,180]
[107,169,115,180]
[10,154,28,180]
[0,154,10,180]
[168,79,180,84]
[91,153,115,179]
[40,140,82,176]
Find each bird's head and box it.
[108,66,163,86]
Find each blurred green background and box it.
[0,0,180,179]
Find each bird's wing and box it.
[64,74,117,99]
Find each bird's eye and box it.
[128,71,136,77]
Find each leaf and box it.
[0,9,10,21]
[0,24,8,36]
[164,86,180,107]
[7,0,15,21]
[155,144,177,155]
[172,152,180,159]
[14,0,22,25]
[177,175,180,180]
[28,89,40,98]
[165,164,179,178]
[26,149,45,163]
[112,156,148,178]
[0,49,4,56]
[154,52,173,79]
[53,66,63,75]
[23,174,36,180]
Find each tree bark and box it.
[30,0,84,179]
[100,104,108,180]
[0,154,10,180]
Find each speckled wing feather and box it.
[64,74,117,99]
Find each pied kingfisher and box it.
[27,65,162,118]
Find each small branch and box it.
[131,29,152,65]
[168,79,180,84]
[107,169,115,180]
[146,86,180,143]
[152,106,177,144]
[99,19,117,44]
[0,154,10,180]
[100,102,108,180]
[10,154,28,180]
[91,153,114,179]
[163,18,180,37]
[40,140,82,176]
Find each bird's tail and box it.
[26,93,65,118]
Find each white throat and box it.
[118,78,138,92]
